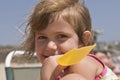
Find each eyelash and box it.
[37,36,47,40]
[37,34,68,41]
[58,34,67,38]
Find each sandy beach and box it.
[0,63,6,80]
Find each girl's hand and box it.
[41,55,66,80]
[41,55,88,80]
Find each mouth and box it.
[43,55,49,58]
[43,52,62,58]
[42,50,63,59]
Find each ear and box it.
[82,31,92,46]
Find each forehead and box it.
[38,18,75,33]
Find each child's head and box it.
[23,0,94,62]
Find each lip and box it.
[43,52,62,58]
[43,55,50,58]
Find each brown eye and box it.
[57,34,68,42]
[37,36,47,40]
[58,34,67,39]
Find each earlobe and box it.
[82,31,92,46]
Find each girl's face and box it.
[35,18,81,63]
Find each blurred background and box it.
[0,0,120,80]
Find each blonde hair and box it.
[23,0,93,55]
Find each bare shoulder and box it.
[85,55,104,76]
[69,56,103,79]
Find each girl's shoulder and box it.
[70,54,103,70]
[87,54,119,80]
[69,54,104,79]
[81,54,104,69]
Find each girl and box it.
[22,0,119,80]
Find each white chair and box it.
[5,51,41,80]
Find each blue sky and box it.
[0,0,120,46]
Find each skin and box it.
[95,52,115,70]
[35,18,103,80]
[95,52,110,65]
[35,18,80,63]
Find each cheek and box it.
[60,40,79,53]
[35,41,44,62]
[35,45,42,60]
[67,38,79,48]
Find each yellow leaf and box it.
[56,44,96,66]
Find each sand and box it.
[0,63,6,80]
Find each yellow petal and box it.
[56,44,96,66]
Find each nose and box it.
[46,41,57,51]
